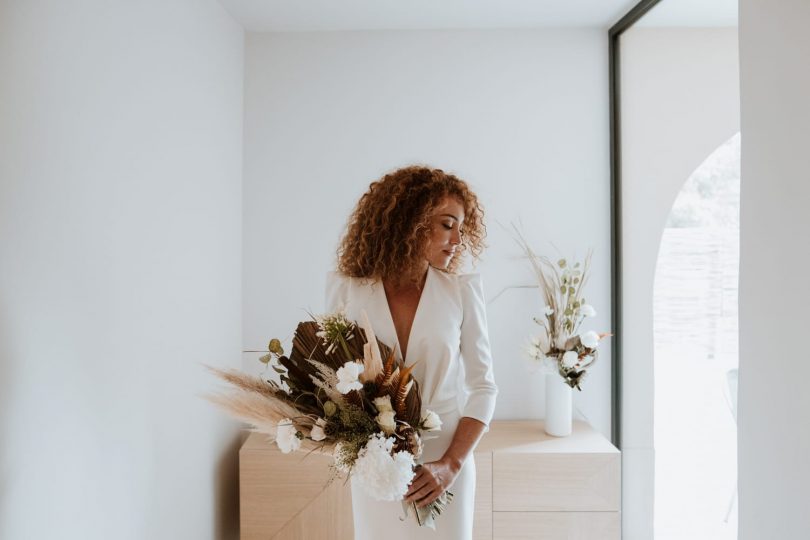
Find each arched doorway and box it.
[653,133,740,539]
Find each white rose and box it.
[336,361,364,394]
[275,419,301,453]
[422,409,443,432]
[580,330,600,349]
[562,351,579,369]
[373,395,393,413]
[376,410,397,434]
[579,304,596,317]
[310,417,327,442]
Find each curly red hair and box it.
[336,165,487,286]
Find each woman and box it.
[325,165,498,539]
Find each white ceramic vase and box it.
[544,372,572,437]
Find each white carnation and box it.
[562,351,579,369]
[336,361,364,394]
[580,330,600,349]
[275,418,301,453]
[352,433,416,501]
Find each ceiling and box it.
[218,0,643,32]
[637,0,738,27]
[219,0,739,33]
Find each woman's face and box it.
[425,196,465,270]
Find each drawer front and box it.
[493,453,619,511]
[240,447,353,539]
[493,512,620,540]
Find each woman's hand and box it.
[403,457,462,508]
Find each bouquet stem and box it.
[400,490,454,529]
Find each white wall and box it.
[738,1,810,538]
[242,29,613,437]
[0,1,244,539]
[619,27,739,540]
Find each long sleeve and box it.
[458,273,499,430]
[325,271,350,313]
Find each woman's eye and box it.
[443,223,453,230]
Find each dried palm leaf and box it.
[403,379,422,427]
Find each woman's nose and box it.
[450,229,461,245]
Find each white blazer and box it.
[324,265,498,429]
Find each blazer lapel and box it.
[369,266,434,366]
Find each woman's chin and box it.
[431,257,451,270]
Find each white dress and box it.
[324,265,499,540]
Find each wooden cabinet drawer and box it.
[493,511,620,540]
[493,452,620,512]
[240,435,353,539]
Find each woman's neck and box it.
[384,262,429,292]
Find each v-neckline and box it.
[379,265,433,366]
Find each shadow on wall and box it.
[214,431,246,540]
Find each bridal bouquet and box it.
[207,310,452,528]
[513,228,611,390]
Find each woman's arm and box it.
[403,416,486,507]
[439,416,487,472]
[405,273,498,508]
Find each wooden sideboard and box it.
[474,420,621,540]
[240,420,620,539]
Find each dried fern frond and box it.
[305,358,346,406]
[206,391,337,455]
[205,390,302,432]
[375,347,399,388]
[393,363,417,419]
[380,370,400,399]
[205,365,281,399]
